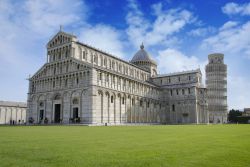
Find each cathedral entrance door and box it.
[54,104,61,123]
[73,107,79,119]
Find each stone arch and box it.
[37,94,45,101]
[81,89,88,96]
[53,93,62,100]
[131,96,137,123]
[98,90,104,123]
[110,92,116,100]
[117,93,122,123]
[52,93,62,123]
[117,93,121,98]
[80,89,89,123]
[105,91,110,96]
[29,95,37,122]
[98,89,103,95]
[70,90,81,122]
[71,90,80,98]
[37,94,46,121]
[126,94,132,123]
[31,95,37,102]
[110,92,116,123]
[104,91,110,123]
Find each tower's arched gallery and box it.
[27,31,227,125]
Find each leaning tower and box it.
[206,53,227,123]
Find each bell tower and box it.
[206,53,227,123]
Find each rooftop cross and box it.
[140,42,144,49]
[60,25,63,31]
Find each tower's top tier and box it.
[208,53,224,64]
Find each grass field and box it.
[0,125,250,167]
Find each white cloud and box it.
[79,24,125,58]
[201,21,250,57]
[156,47,250,110]
[219,21,238,31]
[0,0,86,102]
[200,19,250,109]
[126,0,195,48]
[222,2,250,16]
[0,0,86,64]
[188,26,216,37]
[24,0,87,36]
[228,75,250,110]
[0,0,128,102]
[0,0,249,111]
[156,48,206,78]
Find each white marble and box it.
[27,31,227,125]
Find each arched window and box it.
[66,64,69,72]
[99,73,102,80]
[119,64,121,71]
[94,55,97,64]
[140,100,143,107]
[65,79,67,87]
[109,60,112,69]
[72,98,79,104]
[39,102,44,107]
[122,97,125,104]
[54,94,61,100]
[83,51,86,59]
[104,58,107,66]
[132,99,134,106]
[172,104,175,111]
[111,96,114,103]
[106,74,109,82]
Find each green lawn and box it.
[0,125,250,167]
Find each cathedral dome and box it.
[131,44,157,65]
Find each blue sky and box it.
[0,0,250,110]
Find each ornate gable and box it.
[47,31,77,49]
[30,64,48,81]
[31,57,92,81]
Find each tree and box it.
[228,109,242,123]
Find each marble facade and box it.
[27,31,227,125]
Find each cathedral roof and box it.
[154,69,201,78]
[131,44,157,65]
[0,101,27,108]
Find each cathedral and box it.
[27,30,227,125]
